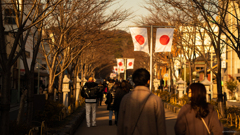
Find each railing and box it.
[27,121,46,135]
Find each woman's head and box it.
[189,83,206,102]
[189,83,209,118]
[120,80,130,92]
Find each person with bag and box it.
[174,83,223,135]
[81,77,99,127]
[117,68,166,135]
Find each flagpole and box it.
[128,25,175,92]
[150,25,153,92]
[124,58,127,80]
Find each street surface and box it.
[74,102,177,135]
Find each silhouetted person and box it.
[117,68,166,135]
[175,83,223,135]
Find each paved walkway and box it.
[74,103,177,135]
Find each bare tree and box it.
[0,0,62,134]
[158,0,228,117]
[41,0,131,100]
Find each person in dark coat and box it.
[114,80,130,125]
[117,68,166,135]
[105,82,119,125]
[174,83,223,135]
[81,77,99,127]
[98,82,104,106]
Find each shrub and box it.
[225,76,238,98]
[9,121,32,135]
[35,100,64,128]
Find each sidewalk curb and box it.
[56,108,86,135]
[163,102,181,114]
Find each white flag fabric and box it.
[117,59,124,68]
[155,28,174,52]
[130,27,149,53]
[127,59,134,69]
[120,66,124,73]
[113,66,118,73]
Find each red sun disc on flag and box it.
[115,68,117,71]
[128,62,133,66]
[135,35,145,45]
[118,62,123,66]
[121,69,124,71]
[159,35,170,45]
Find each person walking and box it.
[174,83,223,135]
[98,82,104,106]
[117,68,166,135]
[114,80,130,125]
[105,81,119,125]
[81,77,99,127]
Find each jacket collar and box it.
[134,86,150,91]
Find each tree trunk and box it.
[17,89,27,125]
[169,59,174,93]
[48,69,55,94]
[26,72,34,124]
[216,53,224,118]
[58,72,64,102]
[0,71,11,135]
[189,61,192,84]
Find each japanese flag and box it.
[120,66,124,73]
[113,66,118,73]
[117,58,124,68]
[127,59,134,69]
[155,28,174,52]
[130,27,149,53]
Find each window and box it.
[4,9,16,25]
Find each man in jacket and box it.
[81,77,99,127]
[117,68,166,135]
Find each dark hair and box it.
[109,79,114,83]
[120,80,130,93]
[132,68,150,86]
[190,83,209,118]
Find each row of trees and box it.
[0,0,131,134]
[139,0,240,118]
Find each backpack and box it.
[82,85,99,99]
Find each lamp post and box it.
[81,77,87,86]
[176,78,186,98]
[201,77,213,102]
[62,75,70,112]
[76,76,81,108]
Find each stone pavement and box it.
[74,103,177,135]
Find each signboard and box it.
[110,73,117,78]
[153,79,160,91]
[222,61,226,69]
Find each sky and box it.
[108,0,150,32]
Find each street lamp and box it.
[176,78,186,99]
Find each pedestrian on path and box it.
[98,82,104,106]
[114,80,130,125]
[174,83,223,135]
[117,68,166,135]
[81,77,99,127]
[105,81,119,125]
